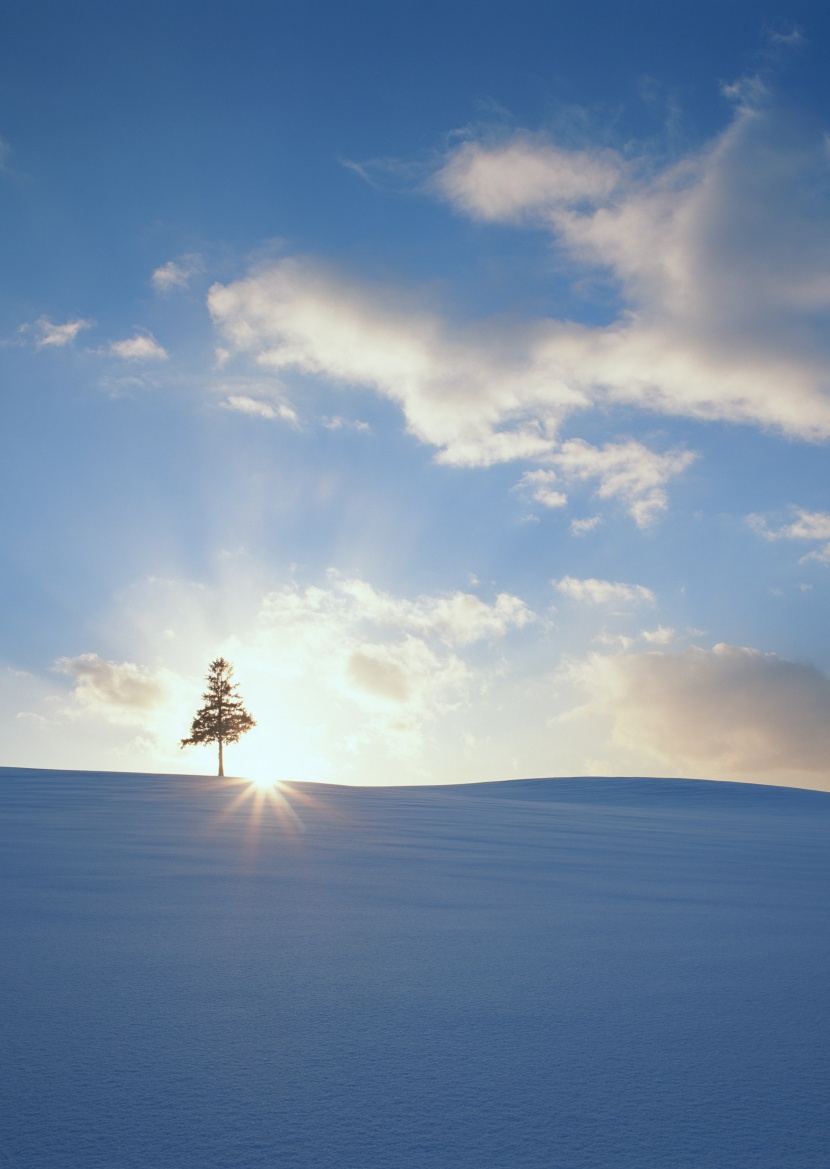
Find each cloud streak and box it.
[554,576,654,605]
[17,316,93,348]
[221,394,299,423]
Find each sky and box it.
[3,0,830,788]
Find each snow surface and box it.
[1,768,829,1169]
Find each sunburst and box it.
[203,773,332,858]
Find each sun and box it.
[249,770,280,790]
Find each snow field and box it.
[2,769,829,1168]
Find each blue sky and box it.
[3,0,830,787]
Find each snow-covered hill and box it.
[2,768,828,1168]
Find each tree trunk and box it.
[217,689,224,776]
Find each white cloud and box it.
[221,394,299,423]
[109,333,169,361]
[433,136,621,223]
[151,254,203,294]
[262,574,533,653]
[208,257,584,467]
[570,515,602,536]
[242,575,534,747]
[552,438,696,526]
[209,267,693,516]
[332,575,535,645]
[641,625,676,645]
[554,576,654,604]
[54,653,168,724]
[574,643,830,780]
[748,507,830,564]
[515,469,567,509]
[21,316,93,348]
[593,631,634,650]
[206,95,830,475]
[432,100,830,442]
[322,415,371,432]
[339,157,379,187]
[749,507,830,541]
[766,27,805,48]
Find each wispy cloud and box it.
[764,26,806,49]
[214,377,299,424]
[338,157,380,187]
[748,507,830,563]
[221,394,299,423]
[433,134,621,223]
[19,316,94,348]
[551,439,696,526]
[322,415,371,432]
[570,515,602,536]
[109,333,169,361]
[151,254,203,294]
[328,574,535,646]
[553,576,654,604]
[641,625,676,645]
[514,469,567,509]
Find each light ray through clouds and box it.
[2,8,830,788]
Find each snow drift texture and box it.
[2,769,829,1168]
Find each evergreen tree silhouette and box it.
[181,658,255,776]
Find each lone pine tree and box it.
[181,658,255,776]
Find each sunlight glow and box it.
[204,775,337,860]
[249,770,281,790]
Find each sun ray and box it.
[199,773,346,863]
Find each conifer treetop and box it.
[180,657,255,776]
